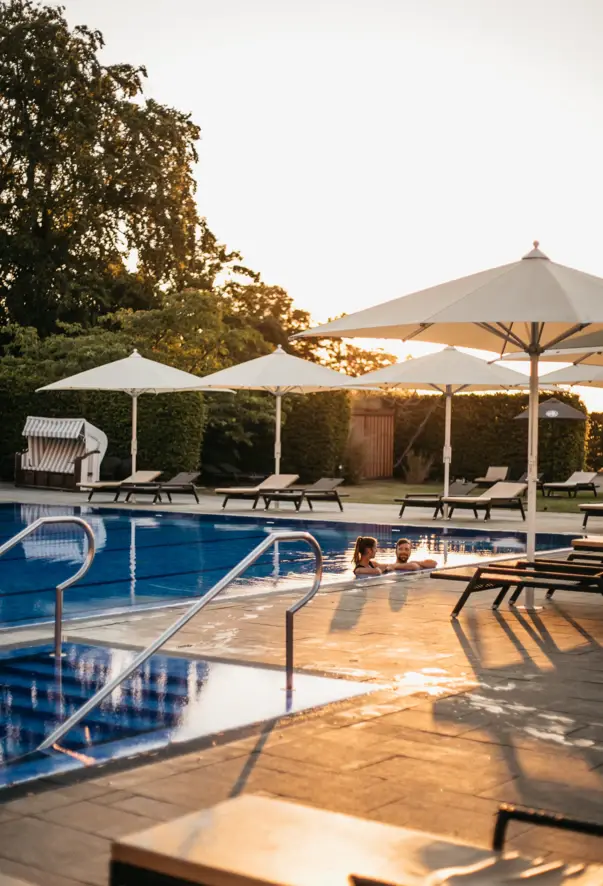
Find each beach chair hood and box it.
[21,416,108,483]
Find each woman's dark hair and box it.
[352,536,377,565]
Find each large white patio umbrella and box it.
[293,242,603,574]
[345,347,527,498]
[539,363,603,388]
[197,345,360,474]
[38,350,229,474]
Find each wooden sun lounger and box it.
[261,478,348,511]
[215,474,299,508]
[579,504,603,529]
[472,465,509,487]
[432,559,603,618]
[79,471,161,502]
[441,482,527,521]
[396,481,477,518]
[117,472,202,504]
[518,471,544,493]
[542,471,598,498]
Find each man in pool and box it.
[384,538,437,572]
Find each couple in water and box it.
[352,536,437,576]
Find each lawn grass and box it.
[342,479,597,513]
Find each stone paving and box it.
[2,487,603,884]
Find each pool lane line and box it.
[0,551,323,603]
[0,529,270,560]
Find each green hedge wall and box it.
[0,368,206,480]
[281,391,351,482]
[394,391,588,483]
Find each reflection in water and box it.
[19,504,108,562]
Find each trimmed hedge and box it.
[394,391,588,483]
[281,391,351,482]
[0,368,205,480]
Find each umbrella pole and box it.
[131,393,138,475]
[275,392,282,476]
[443,387,452,517]
[522,349,540,609]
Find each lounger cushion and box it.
[443,482,526,503]
[216,474,299,495]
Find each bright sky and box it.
[56,0,603,408]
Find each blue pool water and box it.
[0,643,373,788]
[0,502,575,629]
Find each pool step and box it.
[4,656,205,702]
[0,646,208,765]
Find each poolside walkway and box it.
[2,486,603,884]
[0,483,590,533]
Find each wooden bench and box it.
[110,795,603,885]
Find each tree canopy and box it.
[0,0,397,478]
[0,0,248,333]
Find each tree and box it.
[222,281,312,350]
[0,1,238,333]
[317,338,399,376]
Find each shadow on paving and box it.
[433,604,603,825]
[328,581,409,633]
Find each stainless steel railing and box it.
[38,529,322,752]
[0,516,96,658]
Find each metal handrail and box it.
[0,516,96,658]
[38,530,323,752]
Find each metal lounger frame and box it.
[396,494,444,519]
[433,561,603,618]
[580,506,603,529]
[118,483,200,504]
[543,481,598,498]
[262,489,348,512]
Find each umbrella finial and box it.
[523,241,549,260]
[131,349,141,358]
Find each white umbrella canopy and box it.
[38,350,230,474]
[196,345,360,474]
[346,347,527,498]
[294,242,603,578]
[539,364,603,387]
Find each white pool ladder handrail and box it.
[38,529,323,752]
[0,516,96,658]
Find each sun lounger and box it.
[542,471,598,498]
[117,472,202,504]
[441,482,527,521]
[517,471,544,492]
[432,559,603,618]
[472,466,509,487]
[578,503,603,528]
[261,478,348,511]
[79,471,161,502]
[216,474,299,509]
[396,481,477,518]
[219,462,265,482]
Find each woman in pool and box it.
[352,536,384,576]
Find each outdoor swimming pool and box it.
[0,502,575,629]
